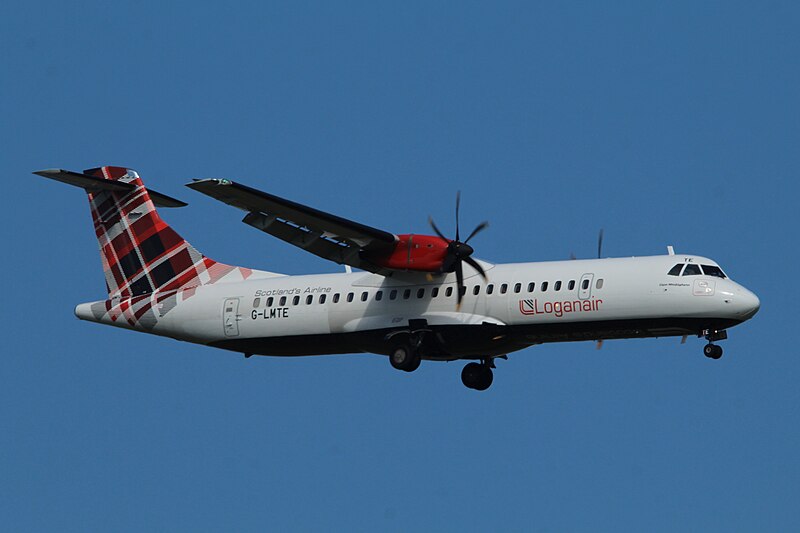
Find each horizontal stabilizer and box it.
[34,168,187,208]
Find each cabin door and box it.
[223,297,240,337]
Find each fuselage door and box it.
[578,273,594,300]
[223,297,240,337]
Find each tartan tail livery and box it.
[35,166,281,333]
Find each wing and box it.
[186,179,398,274]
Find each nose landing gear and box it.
[702,329,727,360]
[703,343,723,359]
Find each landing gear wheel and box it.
[704,344,723,359]
[390,344,421,372]
[461,362,493,391]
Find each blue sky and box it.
[2,1,798,530]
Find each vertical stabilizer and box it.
[36,166,262,298]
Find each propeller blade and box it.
[464,255,487,281]
[455,261,464,309]
[441,255,458,273]
[455,191,461,242]
[464,221,489,244]
[597,228,604,259]
[406,233,413,268]
[428,216,448,242]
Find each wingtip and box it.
[33,168,62,177]
[185,178,232,189]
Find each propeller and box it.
[429,192,489,309]
[597,228,604,259]
[570,229,604,260]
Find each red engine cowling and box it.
[368,234,449,272]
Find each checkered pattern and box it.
[83,166,253,328]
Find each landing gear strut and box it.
[702,329,726,360]
[461,360,494,391]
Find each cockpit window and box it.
[683,264,702,276]
[701,265,726,278]
[668,264,683,276]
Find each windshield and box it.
[668,262,728,278]
[701,265,726,279]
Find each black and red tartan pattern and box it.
[83,166,253,329]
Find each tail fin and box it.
[36,166,258,298]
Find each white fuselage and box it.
[75,254,760,360]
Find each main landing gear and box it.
[702,329,727,360]
[461,361,494,391]
[389,343,421,373]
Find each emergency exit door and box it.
[578,273,594,300]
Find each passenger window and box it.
[527,282,535,292]
[390,289,398,300]
[267,297,274,307]
[555,281,562,291]
[253,297,261,308]
[306,295,313,305]
[702,265,726,279]
[500,283,508,294]
[568,280,575,291]
[596,279,604,289]
[333,293,340,303]
[417,288,425,298]
[541,281,548,292]
[445,287,453,297]
[279,296,287,306]
[319,294,326,304]
[403,289,411,300]
[473,285,480,295]
[514,283,521,293]
[487,284,494,295]
[347,292,354,302]
[376,290,383,301]
[292,296,300,305]
[432,287,439,298]
[582,279,589,290]
[361,291,368,302]
[683,264,701,276]
[668,264,684,276]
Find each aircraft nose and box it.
[737,288,760,320]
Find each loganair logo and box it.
[519,298,603,318]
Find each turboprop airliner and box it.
[35,166,760,390]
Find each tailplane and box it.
[35,166,275,299]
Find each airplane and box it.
[35,166,760,390]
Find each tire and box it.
[473,366,493,391]
[461,362,485,389]
[390,345,410,370]
[390,344,420,372]
[703,344,715,358]
[406,353,422,372]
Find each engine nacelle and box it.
[365,234,449,272]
